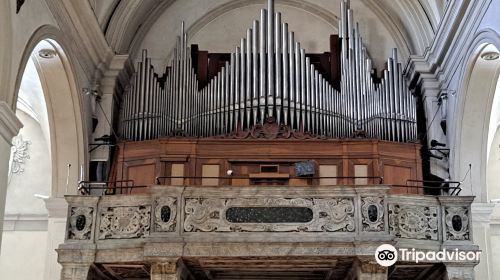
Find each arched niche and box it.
[453,42,500,202]
[12,31,87,197]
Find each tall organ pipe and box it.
[119,0,417,143]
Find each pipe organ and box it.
[119,0,417,143]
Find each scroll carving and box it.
[184,197,355,232]
[225,117,324,140]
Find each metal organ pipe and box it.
[267,0,274,118]
[282,23,289,126]
[119,0,417,144]
[289,32,295,129]
[260,9,266,124]
[275,13,282,124]
[246,29,252,128]
[252,21,259,125]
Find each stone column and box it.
[0,101,22,249]
[444,263,476,280]
[60,264,92,280]
[151,259,194,280]
[346,258,387,280]
[57,248,95,280]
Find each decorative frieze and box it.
[68,207,93,240]
[98,206,151,239]
[63,186,476,247]
[388,204,439,240]
[361,196,384,232]
[184,197,355,232]
[153,197,177,232]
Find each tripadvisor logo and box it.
[374,244,481,267]
[375,244,398,267]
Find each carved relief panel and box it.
[444,206,470,241]
[153,197,177,232]
[68,207,94,240]
[388,204,439,240]
[98,206,151,239]
[184,197,355,233]
[361,196,385,232]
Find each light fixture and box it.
[38,48,57,59]
[481,51,500,61]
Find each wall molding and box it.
[3,213,48,231]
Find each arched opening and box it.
[454,43,500,202]
[0,38,86,279]
[486,52,500,201]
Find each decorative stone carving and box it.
[68,207,93,240]
[98,206,151,239]
[61,265,92,280]
[445,206,470,241]
[154,197,177,232]
[225,117,325,140]
[184,197,355,232]
[361,196,384,232]
[151,262,177,274]
[10,134,30,174]
[388,204,438,240]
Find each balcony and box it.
[58,185,478,280]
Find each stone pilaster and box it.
[438,196,476,248]
[444,263,476,280]
[60,264,92,280]
[470,203,495,280]
[346,258,387,280]
[0,101,22,249]
[44,197,69,280]
[151,259,195,280]
[57,248,96,280]
[91,55,132,162]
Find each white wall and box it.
[0,231,48,280]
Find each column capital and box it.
[471,202,495,223]
[44,197,69,218]
[0,101,22,144]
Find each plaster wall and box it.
[5,110,51,215]
[0,231,48,280]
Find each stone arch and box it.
[12,25,87,197]
[452,29,500,202]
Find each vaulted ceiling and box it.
[88,0,445,65]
